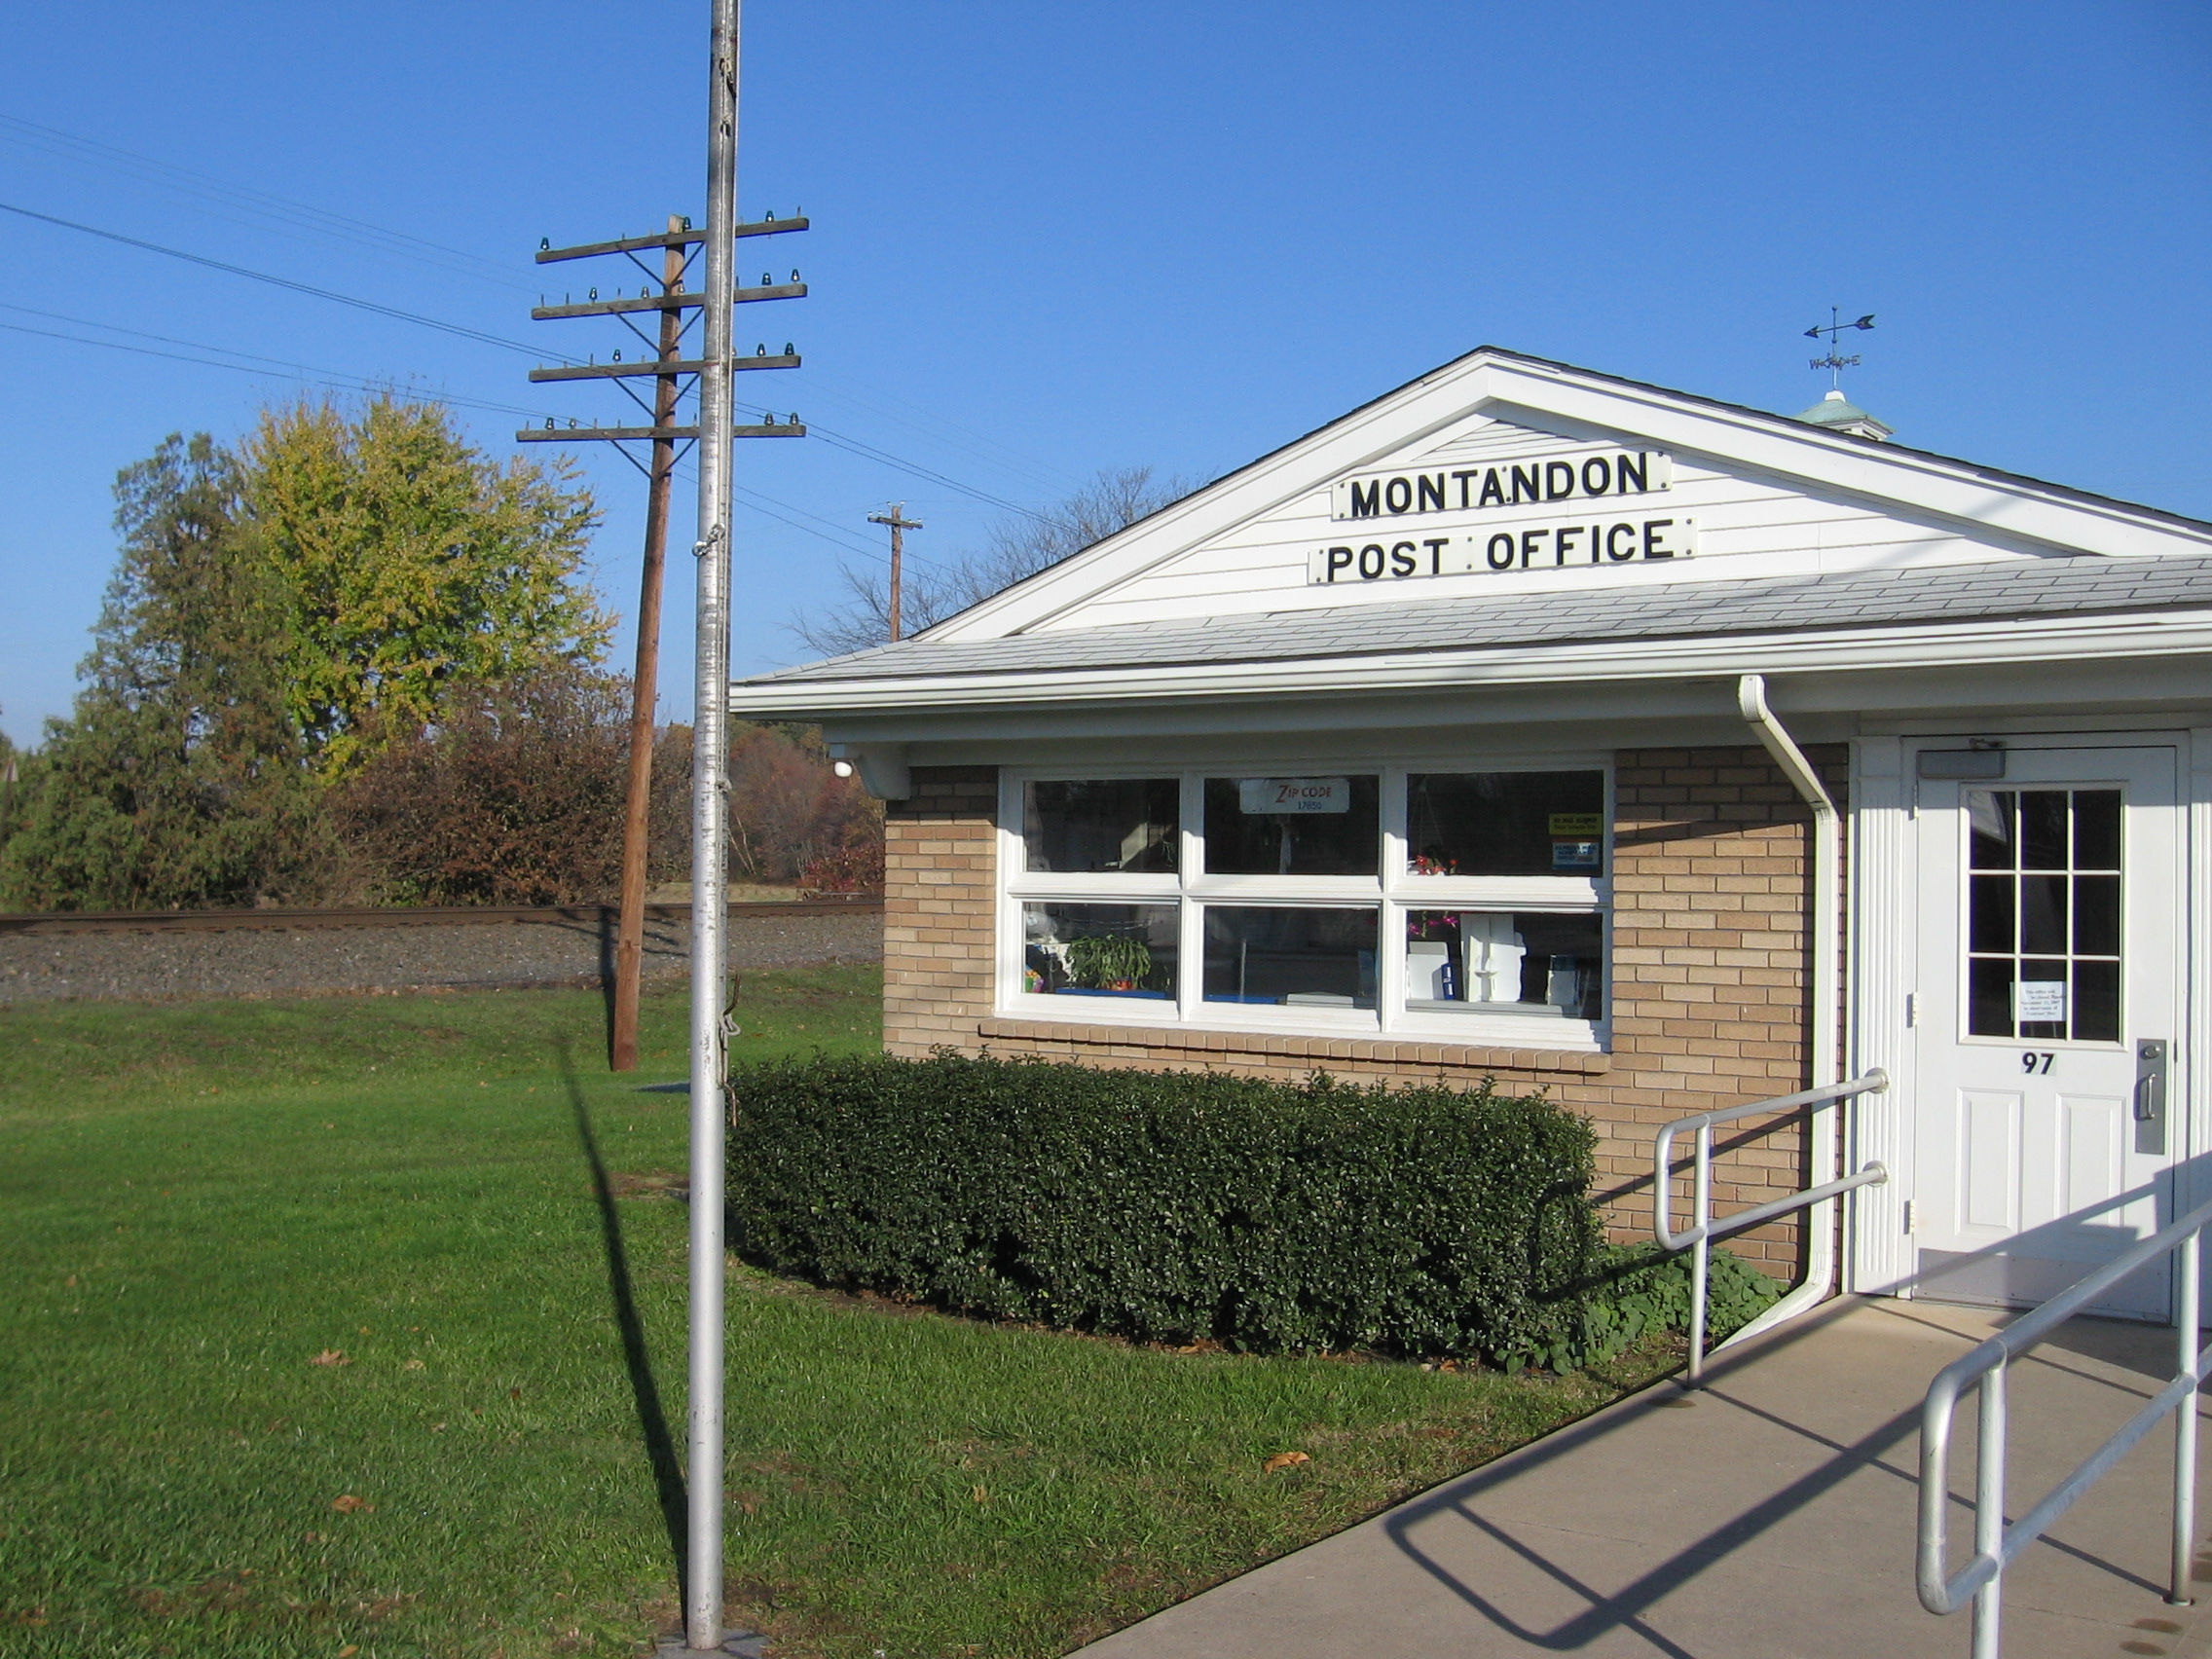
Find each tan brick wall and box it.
[881,766,998,1058]
[879,748,1846,1278]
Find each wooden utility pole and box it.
[524,205,807,1072]
[866,503,923,642]
[596,218,690,1071]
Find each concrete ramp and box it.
[1078,1298,2212,1659]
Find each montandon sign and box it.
[1331,446,1671,520]
[1310,446,1690,585]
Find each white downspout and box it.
[1723,673,1844,1347]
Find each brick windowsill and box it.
[976,1016,1611,1078]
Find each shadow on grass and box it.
[562,1043,688,1588]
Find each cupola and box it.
[1792,387,1894,441]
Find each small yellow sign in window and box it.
[1549,813,1603,837]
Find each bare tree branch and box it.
[789,466,1193,659]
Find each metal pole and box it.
[2173,1227,2201,1606]
[685,0,738,1648]
[1972,1367,2007,1659]
[1687,1123,1712,1386]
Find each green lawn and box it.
[0,970,1671,1659]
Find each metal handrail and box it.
[1652,1070,1890,1383]
[1918,1196,2212,1658]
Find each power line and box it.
[3,201,1077,528]
[0,112,532,291]
[0,316,564,424]
[0,200,559,361]
[731,398,1050,522]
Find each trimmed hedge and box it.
[726,1052,1600,1360]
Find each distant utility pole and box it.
[522,169,807,1077]
[866,503,923,641]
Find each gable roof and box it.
[734,549,2212,719]
[908,346,2212,646]
[757,551,2212,686]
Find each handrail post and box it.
[1688,1121,1713,1386]
[1973,1365,2008,1659]
[2174,1224,2201,1607]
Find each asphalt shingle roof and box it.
[747,553,2212,687]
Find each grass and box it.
[0,969,1676,1659]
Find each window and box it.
[1022,902,1178,1001]
[1965,788,2120,1042]
[1024,779,1178,872]
[1202,776,1380,874]
[1005,761,1608,1043]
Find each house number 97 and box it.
[2021,1051,2054,1074]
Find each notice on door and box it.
[2014,980,2068,1023]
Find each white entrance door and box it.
[1909,742,2182,1319]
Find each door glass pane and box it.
[1202,777,1379,875]
[2075,791,2121,870]
[2018,875,2068,955]
[1968,957,2014,1038]
[1964,787,2121,1042]
[2073,876,2120,957]
[1969,875,2014,953]
[1021,903,1178,1000]
[1023,779,1179,873]
[1404,909,1604,1019]
[1405,771,1605,876]
[2073,960,2121,1043]
[1967,790,2015,870]
[1201,906,1377,1007]
[2021,793,2069,869]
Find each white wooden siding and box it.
[1035,415,2060,635]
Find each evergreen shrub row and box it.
[726,1052,1606,1361]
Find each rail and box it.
[1652,1070,1890,1384]
[1918,1195,2212,1659]
[0,896,882,938]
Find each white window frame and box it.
[998,755,1612,1050]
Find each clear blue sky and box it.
[1,1,2207,747]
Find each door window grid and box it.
[1964,788,2122,1043]
[1004,764,1609,1041]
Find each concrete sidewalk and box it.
[1079,1297,2212,1659]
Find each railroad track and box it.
[0,897,883,938]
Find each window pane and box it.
[2021,792,2069,870]
[1202,906,1377,1007]
[2018,875,2068,956]
[2073,875,2120,958]
[1202,776,1379,875]
[2074,959,2121,1043]
[2074,791,2121,871]
[1406,770,1605,876]
[1967,790,2015,870]
[1968,956,2014,1037]
[2017,960,2068,1039]
[1969,875,2014,954]
[1404,909,1604,1020]
[1023,779,1178,873]
[1021,903,1178,1000]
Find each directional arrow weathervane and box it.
[1806,307,1875,388]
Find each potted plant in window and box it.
[1065,934,1154,995]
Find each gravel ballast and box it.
[0,907,881,1006]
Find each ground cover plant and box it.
[1,970,1678,1659]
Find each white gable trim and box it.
[919,350,2212,645]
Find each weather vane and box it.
[1805,307,1875,389]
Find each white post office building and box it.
[734,347,2212,1318]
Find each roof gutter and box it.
[1726,674,1844,1346]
